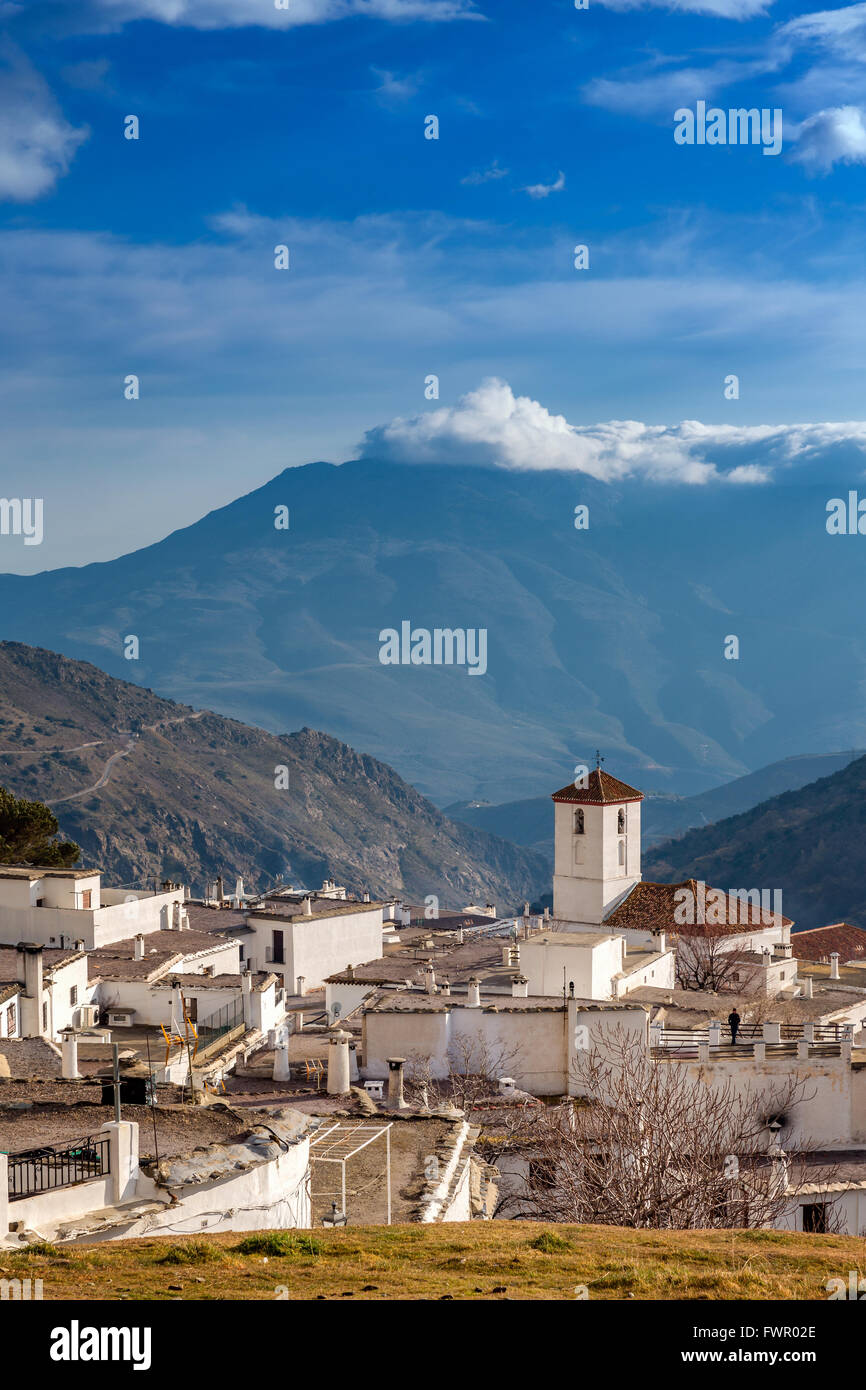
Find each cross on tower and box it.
[595,749,604,771]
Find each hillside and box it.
[643,753,866,930]
[0,642,548,907]
[2,1223,855,1301]
[444,749,866,859]
[4,461,866,803]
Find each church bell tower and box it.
[551,761,643,926]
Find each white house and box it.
[0,867,187,951]
[244,900,386,994]
[520,930,675,1000]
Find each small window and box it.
[574,809,585,835]
[70,985,78,1006]
[617,808,626,833]
[618,839,625,865]
[802,1203,828,1234]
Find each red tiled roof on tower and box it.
[551,768,644,805]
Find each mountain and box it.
[444,750,866,859]
[641,754,866,931]
[4,460,866,803]
[0,642,549,908]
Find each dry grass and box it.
[1,1222,864,1300]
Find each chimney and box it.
[60,1028,80,1080]
[326,1031,351,1094]
[74,939,85,952]
[302,897,313,916]
[440,979,450,996]
[172,901,181,930]
[134,934,145,961]
[363,892,370,903]
[216,875,224,906]
[802,975,814,998]
[296,975,305,996]
[498,1076,516,1097]
[501,945,512,966]
[457,927,464,946]
[466,976,481,1008]
[273,1037,292,1083]
[830,952,841,980]
[511,975,529,998]
[386,1056,408,1109]
[16,944,43,1037]
[346,964,355,981]
[543,907,550,922]
[424,962,436,994]
[235,876,244,901]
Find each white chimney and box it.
[511,975,529,998]
[802,975,814,998]
[172,901,182,930]
[830,952,841,980]
[327,1031,351,1094]
[466,976,481,1008]
[134,934,145,961]
[273,1039,291,1083]
[302,897,313,916]
[386,1056,408,1109]
[440,979,450,996]
[424,963,436,994]
[216,875,224,905]
[498,1076,516,1097]
[60,1028,80,1080]
[363,891,370,903]
[235,876,244,901]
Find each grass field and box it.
[1,1223,863,1300]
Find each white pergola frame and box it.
[309,1121,393,1225]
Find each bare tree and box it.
[673,924,756,993]
[501,1027,839,1230]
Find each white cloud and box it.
[523,170,565,199]
[4,0,480,32]
[789,105,866,173]
[371,67,420,101]
[461,159,508,185]
[361,378,866,483]
[0,47,88,201]
[594,0,772,15]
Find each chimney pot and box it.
[830,952,841,980]
[466,977,481,1008]
[386,1056,408,1109]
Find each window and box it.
[70,985,78,1006]
[618,839,625,866]
[7,1002,16,1036]
[272,929,285,965]
[617,808,626,833]
[42,1002,48,1031]
[802,1203,828,1233]
[573,809,585,835]
[81,890,91,909]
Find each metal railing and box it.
[7,1134,111,1202]
[195,995,245,1052]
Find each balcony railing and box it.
[7,1134,111,1202]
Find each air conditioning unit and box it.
[75,1004,100,1029]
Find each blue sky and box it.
[3,0,866,570]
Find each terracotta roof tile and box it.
[604,879,792,935]
[792,923,866,963]
[551,768,643,805]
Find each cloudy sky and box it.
[3,0,866,570]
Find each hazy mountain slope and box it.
[445,750,866,858]
[3,460,866,802]
[642,754,866,930]
[0,642,549,907]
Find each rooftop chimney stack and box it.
[424,962,436,994]
[60,1028,80,1080]
[440,979,450,996]
[830,952,841,980]
[134,934,145,961]
[802,975,814,998]
[302,897,313,916]
[386,1056,408,1109]
[467,976,481,1008]
[511,975,529,998]
[216,875,224,906]
[16,944,43,1037]
[327,1031,351,1094]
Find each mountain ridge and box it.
[0,641,549,908]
